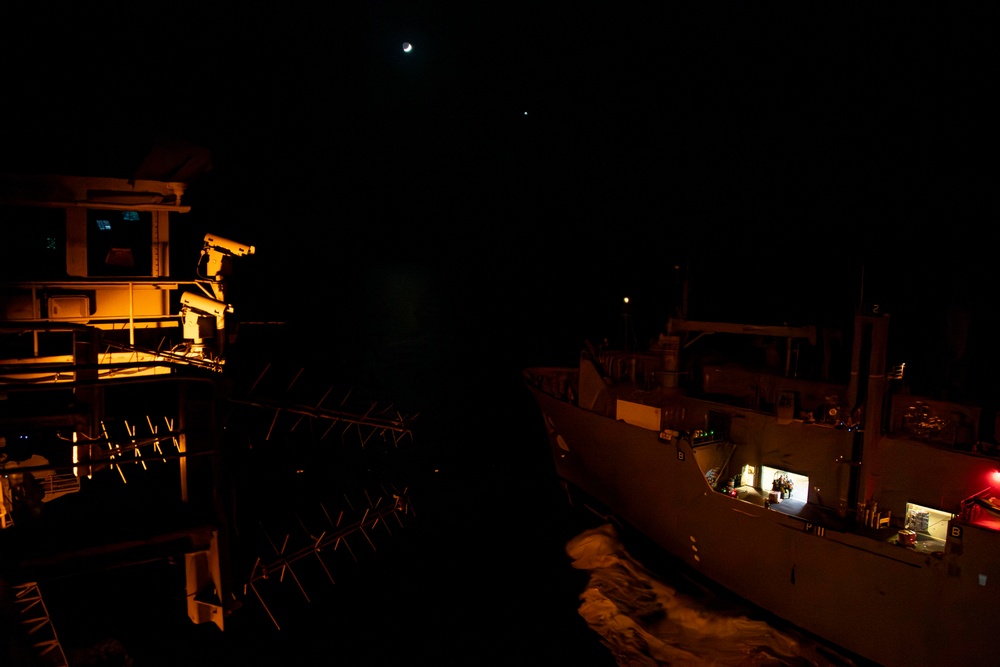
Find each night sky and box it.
[4,4,990,239]
[1,3,996,664]
[3,5,991,277]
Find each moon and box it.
[402,42,413,53]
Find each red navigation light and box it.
[991,470,1000,487]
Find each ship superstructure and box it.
[0,173,251,658]
[0,171,418,663]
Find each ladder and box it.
[11,582,69,667]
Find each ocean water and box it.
[564,523,851,667]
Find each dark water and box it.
[33,411,611,666]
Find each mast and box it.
[846,309,890,515]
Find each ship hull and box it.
[527,379,999,667]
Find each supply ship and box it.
[523,267,1000,667]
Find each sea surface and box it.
[564,523,853,667]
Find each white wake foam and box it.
[567,524,839,667]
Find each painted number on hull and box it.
[805,523,826,537]
[677,451,685,461]
[951,525,962,540]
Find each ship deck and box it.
[749,489,951,555]
[765,495,852,532]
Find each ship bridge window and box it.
[87,209,152,276]
[761,465,808,503]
